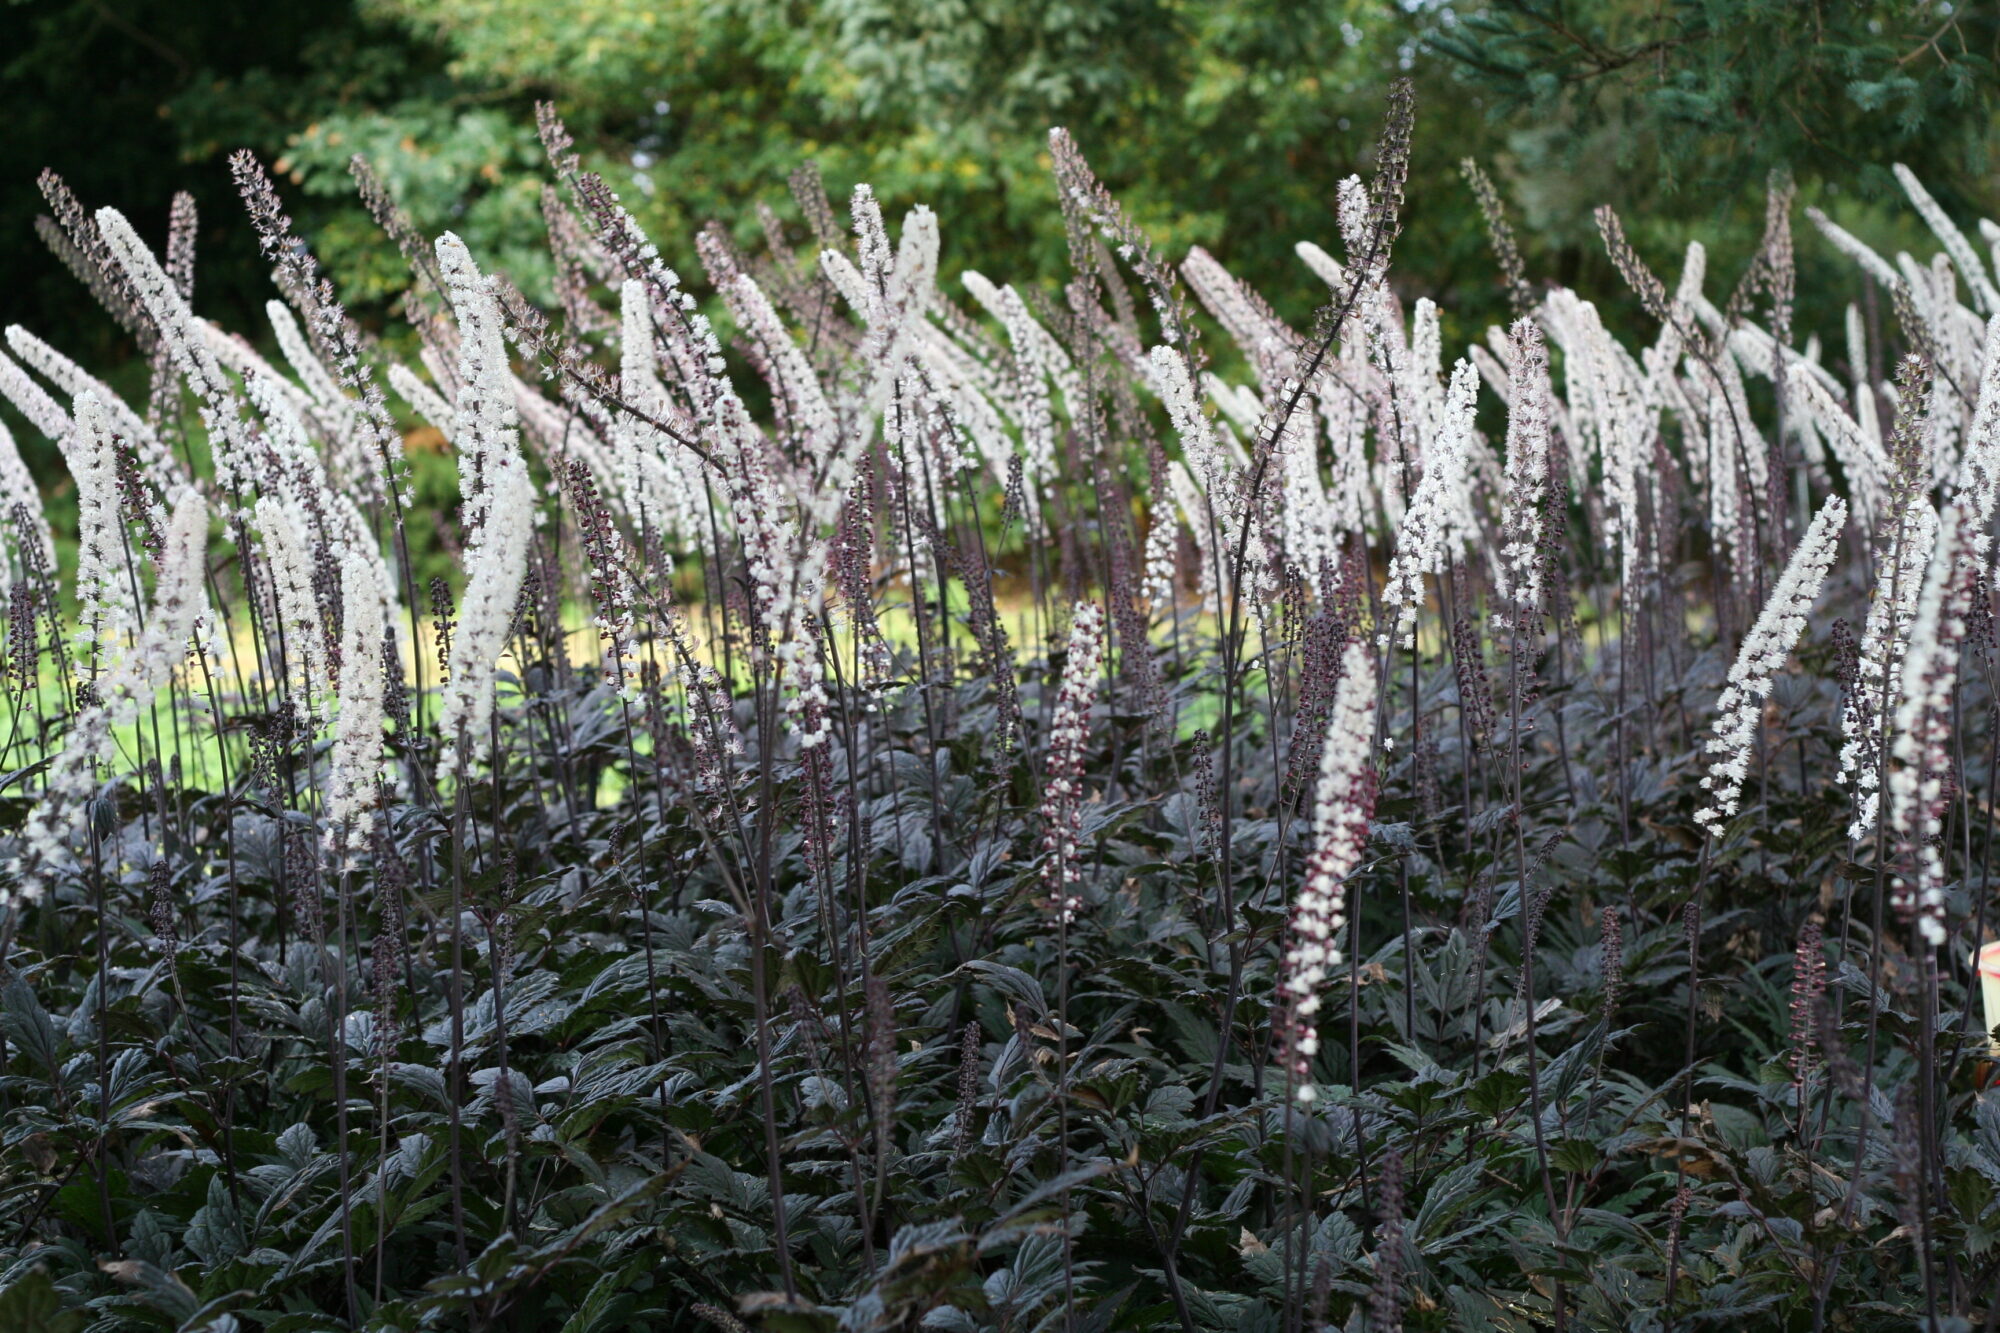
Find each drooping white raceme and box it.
[236,357,382,595]
[915,323,1016,478]
[1278,400,1341,581]
[1893,164,2000,315]
[1366,286,1420,522]
[1379,359,1477,648]
[252,495,330,718]
[608,280,700,547]
[433,233,535,778]
[1806,208,1904,294]
[1494,320,1553,624]
[6,325,188,493]
[1793,371,1890,529]
[1295,239,1346,293]
[95,208,258,499]
[1948,316,2000,551]
[390,361,457,442]
[1887,504,1982,946]
[436,234,525,536]
[1150,344,1228,491]
[1168,460,1220,611]
[325,551,386,866]
[1281,640,1378,1104]
[1142,502,1179,611]
[1839,500,1937,840]
[1183,246,1291,387]
[69,393,138,667]
[12,488,209,910]
[1318,342,1373,538]
[0,348,71,445]
[1405,298,1446,452]
[265,300,386,507]
[992,280,1059,509]
[0,418,53,579]
[1693,495,1848,834]
[1039,603,1107,925]
[728,271,839,474]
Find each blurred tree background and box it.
[2,0,1996,390]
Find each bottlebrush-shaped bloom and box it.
[1495,319,1553,625]
[433,233,535,778]
[67,392,138,668]
[325,550,386,867]
[95,208,259,502]
[1040,604,1107,925]
[1379,359,1477,648]
[1694,494,1847,834]
[6,324,188,494]
[1888,503,1982,946]
[1839,500,1936,840]
[251,495,331,719]
[0,417,53,580]
[1280,640,1378,1103]
[13,487,209,908]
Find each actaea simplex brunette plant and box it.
[0,78,1998,1329]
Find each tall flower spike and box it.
[1379,359,1477,648]
[1892,164,2000,315]
[1281,639,1378,1103]
[94,208,258,499]
[1888,503,1982,945]
[1040,604,1107,925]
[325,551,386,866]
[1694,494,1848,834]
[0,417,53,580]
[1839,501,1937,840]
[1495,319,1553,626]
[66,393,137,667]
[13,487,208,908]
[433,233,534,778]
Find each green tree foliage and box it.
[1430,0,1999,209]
[4,1,1997,385]
[279,0,1502,330]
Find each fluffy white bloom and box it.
[12,488,209,909]
[252,495,329,718]
[6,325,188,493]
[389,361,456,440]
[1840,501,1937,841]
[1893,164,2000,315]
[1494,320,1553,623]
[1294,239,1346,293]
[325,551,386,866]
[1149,344,1227,490]
[607,281,703,548]
[1792,371,1890,529]
[1040,604,1107,925]
[0,417,53,579]
[1379,359,1477,648]
[68,393,138,666]
[1281,641,1378,1103]
[0,347,72,444]
[433,233,535,778]
[989,280,1059,521]
[1806,208,1904,293]
[729,271,839,478]
[1948,316,2000,549]
[1183,246,1291,386]
[264,301,387,507]
[96,208,258,498]
[1888,505,1982,946]
[1694,495,1848,834]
